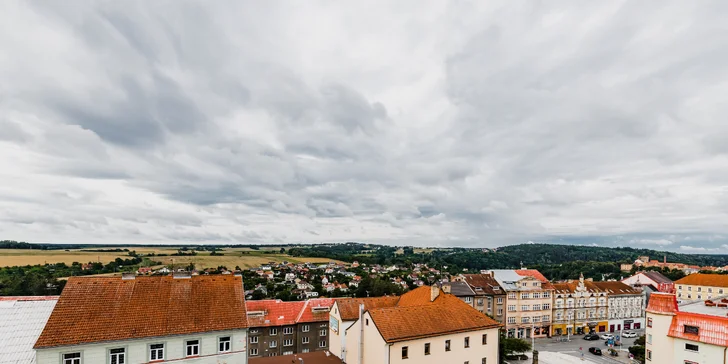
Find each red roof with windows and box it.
[668,312,728,346]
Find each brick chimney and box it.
[430,285,440,301]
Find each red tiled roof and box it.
[591,281,640,295]
[461,274,505,295]
[646,292,678,315]
[514,269,549,282]
[0,296,58,301]
[297,298,336,323]
[368,289,500,343]
[249,351,343,364]
[675,273,728,288]
[246,300,306,327]
[668,312,728,347]
[335,296,400,321]
[396,286,445,307]
[34,275,247,348]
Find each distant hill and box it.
[496,243,728,267]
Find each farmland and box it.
[0,247,343,269]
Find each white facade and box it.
[35,330,248,364]
[328,302,354,360]
[607,294,644,332]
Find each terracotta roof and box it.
[297,298,336,323]
[591,281,640,295]
[397,286,445,307]
[438,281,476,296]
[514,269,549,282]
[676,273,728,288]
[552,280,604,295]
[639,271,673,284]
[249,351,343,364]
[368,291,500,343]
[646,292,678,315]
[335,296,399,321]
[460,274,505,296]
[246,300,306,327]
[34,275,247,349]
[668,312,728,346]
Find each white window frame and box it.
[302,324,310,332]
[302,336,310,344]
[185,339,200,357]
[109,347,126,364]
[218,336,232,353]
[250,336,259,343]
[250,348,259,356]
[284,339,293,347]
[270,340,278,348]
[284,326,294,335]
[62,352,82,364]
[149,343,165,362]
[319,340,327,348]
[320,328,327,336]
[270,328,278,335]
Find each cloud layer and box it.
[1,1,728,250]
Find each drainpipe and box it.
[359,304,364,364]
[723,346,726,364]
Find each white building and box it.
[0,296,58,364]
[645,292,728,364]
[592,281,645,332]
[34,273,249,364]
[330,286,500,364]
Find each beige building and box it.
[454,273,507,323]
[490,269,554,339]
[675,273,728,302]
[330,286,500,364]
[645,292,728,364]
[552,275,609,335]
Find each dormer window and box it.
[684,325,699,335]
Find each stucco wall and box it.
[673,337,726,364]
[36,330,247,364]
[389,327,499,364]
[645,312,673,364]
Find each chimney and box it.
[430,285,440,301]
[664,255,667,264]
[121,272,136,280]
[532,350,539,364]
[441,284,451,294]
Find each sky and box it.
[1,1,728,252]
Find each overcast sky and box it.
[2,1,727,252]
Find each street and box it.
[507,330,643,364]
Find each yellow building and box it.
[675,273,728,302]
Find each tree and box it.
[251,290,266,300]
[280,248,286,254]
[500,336,532,361]
[628,335,646,364]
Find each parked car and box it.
[583,333,600,340]
[622,331,638,338]
[601,333,615,340]
[589,347,603,356]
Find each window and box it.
[507,317,516,324]
[508,305,516,312]
[508,293,516,299]
[646,349,651,360]
[302,324,310,332]
[497,308,503,315]
[543,292,550,298]
[319,340,326,348]
[542,315,550,321]
[521,317,530,323]
[482,334,487,345]
[425,343,431,355]
[708,288,713,293]
[283,351,293,355]
[678,285,683,290]
[63,353,81,364]
[402,346,408,359]
[109,348,125,364]
[543,303,550,310]
[497,297,503,304]
[186,340,200,357]
[269,340,277,348]
[464,336,470,348]
[270,328,278,335]
[302,336,310,344]
[250,336,259,343]
[150,344,164,361]
[218,336,231,353]
[465,297,473,303]
[521,293,529,299]
[250,348,259,356]
[521,305,529,311]
[320,329,327,336]
[445,340,451,351]
[284,327,294,335]
[302,348,310,353]
[533,304,541,311]
[697,287,702,292]
[482,359,487,364]
[685,343,699,352]
[720,289,724,294]
[284,339,293,347]
[522,283,527,287]
[477,298,484,305]
[533,292,540,299]
[684,325,699,335]
[688,286,692,291]
[533,282,538,286]
[366,319,369,326]
[647,318,652,328]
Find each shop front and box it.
[508,325,551,339]
[608,318,644,332]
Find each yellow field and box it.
[0,247,341,269]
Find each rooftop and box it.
[676,273,728,288]
[0,296,58,364]
[459,274,505,295]
[680,295,728,317]
[246,300,307,327]
[591,281,641,295]
[639,271,673,284]
[335,296,400,321]
[438,281,476,296]
[34,275,247,349]
[249,351,342,364]
[647,293,728,347]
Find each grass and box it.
[0,247,343,269]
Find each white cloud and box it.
[1,1,728,248]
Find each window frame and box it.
[302,324,310,332]
[218,336,232,353]
[482,334,487,345]
[250,348,259,356]
[319,340,327,348]
[464,336,470,348]
[402,346,409,359]
[270,328,278,335]
[108,347,126,364]
[425,342,431,355]
[61,352,82,364]
[149,343,165,362]
[185,339,201,357]
[302,336,310,344]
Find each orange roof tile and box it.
[514,269,549,282]
[246,300,306,327]
[591,281,640,295]
[368,289,500,343]
[668,312,728,346]
[296,298,336,323]
[396,286,445,307]
[335,296,399,321]
[676,274,728,288]
[646,292,678,315]
[34,275,247,349]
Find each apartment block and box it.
[454,273,507,323]
[675,273,728,302]
[489,269,554,339]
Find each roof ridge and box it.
[295,299,309,323]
